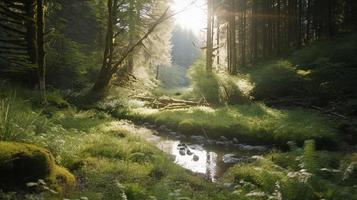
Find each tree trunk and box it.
[206,0,213,72]
[36,0,46,102]
[91,67,113,93]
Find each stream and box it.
[119,120,268,182]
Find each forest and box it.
[0,0,356,199]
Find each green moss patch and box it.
[0,141,75,194]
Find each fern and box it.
[303,140,318,173]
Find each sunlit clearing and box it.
[171,0,206,34]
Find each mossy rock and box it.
[0,142,75,193]
[178,120,196,134]
[53,166,76,195]
[0,142,55,190]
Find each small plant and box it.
[303,140,318,173]
[0,97,11,140]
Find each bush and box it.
[250,60,303,100]
[189,60,221,105]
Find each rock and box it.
[148,124,156,129]
[186,149,193,156]
[238,144,267,151]
[207,139,216,145]
[233,138,239,143]
[189,144,204,151]
[179,149,186,156]
[193,155,199,161]
[159,125,167,131]
[177,143,187,148]
[220,136,229,141]
[222,154,247,164]
[169,131,177,135]
[178,120,195,133]
[223,183,234,188]
[191,135,206,143]
[216,141,226,145]
[0,142,75,193]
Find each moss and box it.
[177,119,196,134]
[53,166,76,195]
[0,142,76,194]
[0,141,55,190]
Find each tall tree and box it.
[206,0,213,72]
[0,0,46,101]
[91,0,170,94]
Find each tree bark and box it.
[36,0,46,102]
[206,0,213,72]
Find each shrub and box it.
[250,60,303,100]
[189,60,221,105]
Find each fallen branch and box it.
[135,96,209,109]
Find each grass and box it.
[223,145,357,200]
[0,86,235,200]
[124,103,339,147]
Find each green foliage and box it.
[225,151,357,200]
[189,60,221,105]
[0,92,48,141]
[250,60,303,100]
[0,97,12,140]
[46,32,102,89]
[158,65,190,89]
[303,140,318,173]
[248,33,357,110]
[188,60,251,105]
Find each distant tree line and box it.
[205,0,357,73]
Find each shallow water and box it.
[120,120,267,182]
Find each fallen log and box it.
[135,96,209,109]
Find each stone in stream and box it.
[159,125,168,131]
[193,154,199,161]
[220,136,229,141]
[177,143,187,148]
[222,154,252,164]
[148,124,156,129]
[236,144,267,151]
[189,144,204,151]
[179,148,186,156]
[191,135,206,143]
[186,149,193,156]
[216,141,226,145]
[169,131,177,136]
[233,138,239,143]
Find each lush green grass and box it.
[0,87,235,200]
[124,103,339,147]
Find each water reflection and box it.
[121,121,265,182]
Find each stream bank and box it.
[117,120,269,182]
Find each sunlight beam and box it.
[171,0,206,35]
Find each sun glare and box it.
[171,0,206,34]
